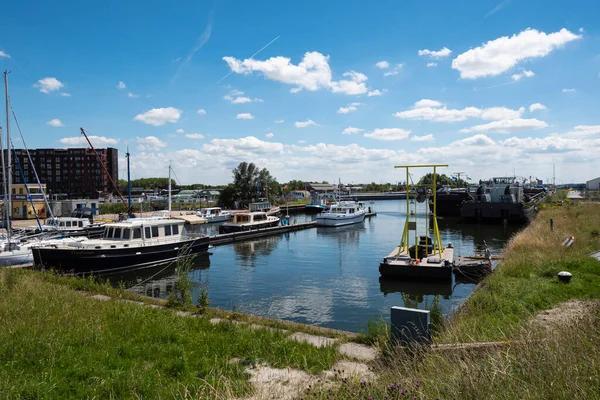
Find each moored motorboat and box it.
[218,211,280,234]
[22,216,105,239]
[249,201,281,216]
[315,201,366,227]
[196,207,232,223]
[32,218,210,274]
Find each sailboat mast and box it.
[4,71,11,237]
[168,161,172,213]
[126,146,131,209]
[0,127,7,230]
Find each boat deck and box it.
[379,246,454,280]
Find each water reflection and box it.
[234,236,280,268]
[379,277,452,299]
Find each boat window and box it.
[255,214,265,221]
[78,221,84,227]
[133,228,142,239]
[106,227,114,238]
[165,225,172,236]
[151,226,159,237]
[145,227,151,238]
[123,228,131,240]
[66,221,72,227]
[113,228,122,239]
[238,215,249,223]
[172,224,179,235]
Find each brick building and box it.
[3,147,118,198]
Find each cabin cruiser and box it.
[196,207,232,223]
[249,201,281,216]
[0,234,89,267]
[32,218,210,274]
[218,211,280,234]
[315,201,367,227]
[21,217,105,239]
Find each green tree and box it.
[218,184,237,208]
[233,162,260,203]
[418,173,467,188]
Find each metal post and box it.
[4,71,12,232]
[168,161,172,213]
[126,146,131,210]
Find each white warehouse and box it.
[587,177,600,191]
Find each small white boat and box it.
[21,217,105,238]
[196,207,232,223]
[315,201,367,227]
[0,235,89,267]
[219,211,280,234]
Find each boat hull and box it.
[0,250,33,266]
[379,263,453,280]
[315,213,366,227]
[218,220,280,234]
[304,205,327,214]
[460,201,537,224]
[430,190,471,217]
[32,237,210,274]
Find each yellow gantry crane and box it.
[394,164,448,260]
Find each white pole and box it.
[4,71,11,236]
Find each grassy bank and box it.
[0,269,338,399]
[306,200,600,399]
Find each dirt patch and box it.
[530,300,600,332]
[338,343,378,361]
[289,332,338,348]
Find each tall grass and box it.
[0,269,338,399]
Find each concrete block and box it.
[391,306,430,345]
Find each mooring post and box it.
[391,306,431,345]
[550,218,554,231]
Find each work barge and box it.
[379,164,491,281]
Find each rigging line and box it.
[170,165,182,187]
[10,104,56,222]
[10,141,42,230]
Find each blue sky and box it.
[1,0,599,185]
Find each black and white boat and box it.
[218,211,280,234]
[32,218,210,274]
[22,216,105,239]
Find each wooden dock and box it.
[207,221,317,246]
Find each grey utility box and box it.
[391,306,431,345]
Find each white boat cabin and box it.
[43,217,92,231]
[326,201,365,215]
[65,219,188,250]
[199,207,224,217]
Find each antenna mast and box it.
[4,71,12,236]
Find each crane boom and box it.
[80,127,128,210]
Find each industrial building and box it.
[586,177,600,191]
[2,147,118,198]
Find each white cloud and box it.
[342,127,364,135]
[562,88,576,93]
[414,99,442,108]
[46,119,64,127]
[134,107,182,126]
[529,103,547,112]
[230,89,244,96]
[579,27,584,33]
[236,113,254,120]
[427,62,437,67]
[176,128,185,133]
[298,140,306,144]
[274,119,284,123]
[375,61,390,69]
[137,136,167,151]
[418,47,452,59]
[290,87,303,94]
[367,89,387,97]
[295,120,318,128]
[337,102,362,114]
[364,128,411,141]
[185,133,205,139]
[203,136,284,155]
[460,118,548,134]
[452,28,581,79]
[59,93,71,97]
[265,132,274,138]
[60,135,119,147]
[0,50,11,59]
[223,51,369,95]
[127,92,140,98]
[117,81,126,90]
[411,134,435,142]
[511,70,535,81]
[35,77,64,94]
[197,109,207,115]
[383,64,403,76]
[395,100,524,122]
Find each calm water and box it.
[111,200,521,333]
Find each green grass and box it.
[444,201,600,342]
[0,269,338,399]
